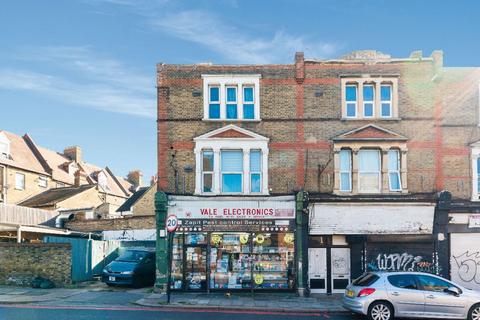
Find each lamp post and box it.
[155,191,168,293]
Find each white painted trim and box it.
[194,126,269,196]
[202,75,261,121]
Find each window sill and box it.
[202,118,262,122]
[341,117,402,121]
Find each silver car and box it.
[343,272,480,320]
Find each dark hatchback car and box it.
[102,248,155,287]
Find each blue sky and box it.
[0,0,479,182]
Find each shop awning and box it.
[309,203,435,235]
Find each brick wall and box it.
[0,243,71,286]
[66,215,155,232]
[132,186,155,216]
[157,53,480,199]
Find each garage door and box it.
[451,233,480,291]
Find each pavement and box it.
[0,282,346,314]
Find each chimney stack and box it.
[127,170,143,190]
[74,170,87,187]
[64,146,82,163]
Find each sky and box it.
[0,0,479,182]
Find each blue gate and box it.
[43,236,121,282]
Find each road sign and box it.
[166,214,178,232]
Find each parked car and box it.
[102,248,155,287]
[343,271,480,320]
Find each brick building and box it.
[156,50,480,294]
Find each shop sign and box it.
[169,199,295,220]
[177,219,295,232]
[469,214,480,228]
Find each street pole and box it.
[155,191,168,294]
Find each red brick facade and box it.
[157,51,480,199]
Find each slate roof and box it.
[116,187,149,213]
[18,185,96,208]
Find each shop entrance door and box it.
[331,248,350,293]
[185,245,207,291]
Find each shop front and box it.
[167,195,296,291]
[308,200,437,294]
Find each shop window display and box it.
[171,234,184,289]
[209,233,252,289]
[252,233,295,289]
[170,232,295,291]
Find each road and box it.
[0,305,360,320]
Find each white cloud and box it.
[1,46,155,118]
[150,10,339,64]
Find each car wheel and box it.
[469,304,480,320]
[368,301,393,320]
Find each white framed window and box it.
[250,150,262,193]
[388,150,402,191]
[38,176,48,188]
[243,86,255,120]
[225,86,238,119]
[208,86,220,119]
[358,150,381,193]
[381,84,392,117]
[0,132,10,158]
[345,84,357,118]
[202,150,214,193]
[15,172,25,190]
[221,150,243,193]
[202,75,261,121]
[339,149,352,191]
[57,182,65,188]
[363,84,375,117]
[341,77,398,120]
[194,125,269,195]
[471,145,480,200]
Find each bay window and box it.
[339,149,352,191]
[202,150,214,192]
[388,150,402,191]
[250,150,262,193]
[221,150,243,193]
[358,150,381,193]
[195,125,269,195]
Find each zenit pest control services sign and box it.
[168,196,295,220]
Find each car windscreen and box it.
[117,250,149,262]
[352,273,380,286]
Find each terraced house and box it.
[0,130,140,216]
[156,50,480,295]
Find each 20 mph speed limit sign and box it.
[166,214,178,232]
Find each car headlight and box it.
[121,271,133,275]
[103,268,109,273]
